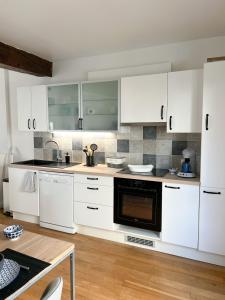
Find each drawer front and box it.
[74,174,113,186]
[74,182,113,206]
[74,202,114,230]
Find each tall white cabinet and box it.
[121,73,167,123]
[199,61,225,256]
[167,70,203,133]
[17,85,48,131]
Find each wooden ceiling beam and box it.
[0,41,52,77]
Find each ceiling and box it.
[0,0,225,61]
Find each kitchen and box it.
[0,1,225,299]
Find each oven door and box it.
[114,185,161,231]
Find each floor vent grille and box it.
[125,235,155,248]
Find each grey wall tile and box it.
[143,126,157,139]
[72,150,83,163]
[156,126,173,140]
[130,140,143,153]
[72,137,82,150]
[143,154,156,166]
[43,149,53,161]
[34,149,43,160]
[172,141,187,155]
[104,139,117,153]
[172,155,182,170]
[187,141,201,155]
[129,153,143,164]
[94,152,105,164]
[156,140,172,155]
[143,140,156,155]
[130,126,143,140]
[34,137,43,148]
[117,126,130,139]
[117,140,129,153]
[156,155,172,169]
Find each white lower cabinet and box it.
[162,183,199,248]
[8,168,39,216]
[74,174,114,230]
[74,202,113,230]
[199,187,225,256]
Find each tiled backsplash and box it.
[34,125,201,174]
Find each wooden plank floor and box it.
[0,213,225,300]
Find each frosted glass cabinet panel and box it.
[81,80,118,131]
[48,84,80,130]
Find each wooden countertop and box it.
[9,163,200,185]
[0,224,74,264]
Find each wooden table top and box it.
[0,225,74,264]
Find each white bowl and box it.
[3,225,23,240]
[128,164,154,173]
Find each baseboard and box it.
[40,221,77,234]
[13,212,39,224]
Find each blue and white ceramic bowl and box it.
[3,225,23,240]
[0,254,20,289]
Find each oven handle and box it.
[165,185,180,189]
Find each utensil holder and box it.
[86,156,95,167]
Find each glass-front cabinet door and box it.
[81,80,118,131]
[48,84,80,130]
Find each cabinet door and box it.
[199,188,225,255]
[162,183,199,248]
[17,87,32,131]
[121,73,167,123]
[81,80,118,130]
[74,202,114,230]
[8,168,39,216]
[31,85,48,131]
[167,70,202,133]
[48,84,80,130]
[201,62,225,188]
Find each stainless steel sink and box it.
[12,159,80,169]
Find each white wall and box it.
[9,35,225,160]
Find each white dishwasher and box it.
[39,172,76,233]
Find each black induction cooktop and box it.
[117,168,168,177]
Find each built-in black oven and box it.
[114,178,162,232]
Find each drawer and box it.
[74,202,114,230]
[74,173,113,186]
[74,182,113,206]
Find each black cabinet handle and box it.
[203,190,221,195]
[205,114,209,130]
[33,118,36,130]
[165,185,180,189]
[87,206,99,210]
[87,187,99,191]
[78,118,83,130]
[161,105,164,120]
[169,116,172,130]
[28,119,31,130]
[87,177,98,181]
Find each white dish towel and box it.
[22,172,36,193]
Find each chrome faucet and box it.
[45,140,63,162]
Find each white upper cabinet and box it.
[121,73,167,123]
[17,85,48,131]
[162,183,199,249]
[201,61,225,188]
[167,70,203,133]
